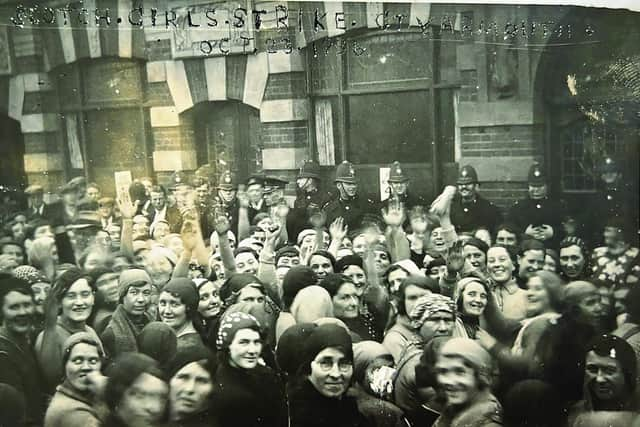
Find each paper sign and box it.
[114,171,133,202]
[379,167,390,202]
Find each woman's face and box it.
[461,282,488,317]
[309,255,334,281]
[543,255,558,272]
[61,279,94,323]
[387,269,408,295]
[237,285,265,306]
[309,347,353,398]
[373,250,390,275]
[525,276,550,316]
[147,255,173,287]
[158,292,188,331]
[31,282,51,314]
[65,343,101,393]
[153,223,171,241]
[96,272,120,305]
[170,362,213,418]
[332,283,359,319]
[430,227,447,252]
[118,373,168,426]
[228,328,262,370]
[197,281,222,319]
[404,285,432,317]
[83,251,106,271]
[342,265,367,297]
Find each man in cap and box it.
[287,160,331,243]
[508,162,567,246]
[451,165,502,234]
[101,269,155,357]
[25,185,46,219]
[324,160,376,231]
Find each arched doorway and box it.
[187,101,262,182]
[0,115,25,190]
[536,8,639,208]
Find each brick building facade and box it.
[0,1,637,210]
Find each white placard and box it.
[379,167,390,202]
[114,171,133,202]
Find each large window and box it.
[560,119,627,192]
[308,30,455,168]
[55,59,149,193]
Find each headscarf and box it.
[439,338,493,388]
[276,322,318,376]
[299,323,353,376]
[12,265,49,285]
[138,322,178,369]
[216,311,261,350]
[409,294,456,329]
[282,266,317,310]
[290,286,334,324]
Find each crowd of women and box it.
[0,159,639,427]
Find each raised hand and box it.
[275,199,290,220]
[429,186,456,218]
[329,217,348,242]
[214,214,231,236]
[309,209,327,229]
[181,220,199,252]
[264,223,282,250]
[381,198,405,228]
[117,191,139,220]
[236,184,250,209]
[446,241,465,274]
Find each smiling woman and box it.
[211,311,288,427]
[44,332,104,427]
[35,268,104,392]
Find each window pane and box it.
[346,33,432,89]
[347,91,432,164]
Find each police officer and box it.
[288,160,331,240]
[262,176,289,213]
[246,173,267,221]
[450,165,502,234]
[508,163,567,247]
[323,160,375,231]
[381,161,425,212]
[586,156,638,246]
[212,171,240,237]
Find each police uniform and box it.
[380,161,427,212]
[288,160,331,240]
[262,176,289,220]
[323,161,376,231]
[450,165,502,233]
[507,163,567,246]
[211,171,240,237]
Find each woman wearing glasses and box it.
[210,311,287,427]
[288,323,373,427]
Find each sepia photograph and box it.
[0,0,638,426]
